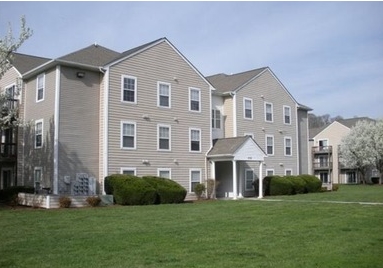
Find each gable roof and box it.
[11,53,51,75]
[206,67,267,94]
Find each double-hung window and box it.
[244,98,253,119]
[265,102,273,122]
[121,121,136,149]
[122,75,137,103]
[158,168,171,179]
[158,82,170,108]
[158,124,171,151]
[190,169,201,192]
[284,105,291,124]
[190,128,201,152]
[121,168,136,176]
[189,88,201,112]
[266,135,274,156]
[212,109,221,129]
[35,120,43,148]
[284,137,292,156]
[36,74,45,102]
[245,169,254,191]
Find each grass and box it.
[0,185,382,268]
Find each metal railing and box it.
[312,145,332,154]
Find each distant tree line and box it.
[308,113,344,129]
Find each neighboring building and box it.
[309,117,377,186]
[0,38,311,199]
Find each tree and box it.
[0,16,33,130]
[339,120,383,184]
[308,113,344,129]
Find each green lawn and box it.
[0,185,382,268]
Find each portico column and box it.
[232,160,237,200]
[258,161,264,199]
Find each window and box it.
[36,74,45,102]
[347,171,357,183]
[285,169,293,176]
[34,167,42,191]
[284,137,292,156]
[266,169,274,176]
[189,88,201,112]
[121,121,136,149]
[122,75,137,103]
[190,169,201,192]
[35,120,43,148]
[121,168,136,176]
[265,102,273,122]
[320,172,329,184]
[212,109,221,129]
[284,106,291,124]
[158,82,170,108]
[158,168,171,179]
[243,98,253,119]
[245,169,254,191]
[158,125,171,151]
[190,128,201,152]
[5,85,16,109]
[266,135,274,155]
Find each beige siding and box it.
[297,109,309,174]
[234,70,298,175]
[0,67,20,92]
[223,96,234,137]
[107,41,211,192]
[22,68,56,188]
[57,66,100,194]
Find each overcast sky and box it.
[1,1,382,119]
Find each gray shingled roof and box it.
[336,117,375,128]
[206,67,267,94]
[208,136,250,156]
[11,53,51,74]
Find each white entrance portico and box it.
[207,136,267,199]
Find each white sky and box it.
[1,1,382,119]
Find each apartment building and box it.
[0,37,311,199]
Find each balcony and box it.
[312,161,333,170]
[1,99,18,114]
[0,143,17,160]
[312,145,332,154]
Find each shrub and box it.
[206,179,219,199]
[0,186,35,203]
[269,176,294,196]
[194,183,206,200]
[142,176,186,204]
[286,176,307,194]
[86,196,102,207]
[59,196,71,208]
[299,174,322,193]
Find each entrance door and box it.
[1,169,12,189]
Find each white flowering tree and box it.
[339,120,383,184]
[0,16,32,130]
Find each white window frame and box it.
[189,87,201,112]
[243,97,253,120]
[212,109,221,129]
[36,73,45,102]
[283,105,291,125]
[157,82,171,108]
[35,119,43,149]
[157,124,171,151]
[190,168,202,193]
[121,121,136,149]
[265,134,274,156]
[121,75,137,104]
[266,169,275,176]
[158,168,171,179]
[264,102,273,122]
[245,169,254,191]
[285,169,293,176]
[120,168,136,176]
[189,128,201,152]
[284,137,292,156]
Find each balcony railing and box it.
[312,162,333,170]
[312,145,332,154]
[0,143,17,159]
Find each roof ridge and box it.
[57,43,120,60]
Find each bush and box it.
[332,184,339,191]
[106,174,157,206]
[59,196,71,208]
[142,176,186,204]
[299,174,322,193]
[286,176,307,194]
[86,196,102,207]
[269,176,294,196]
[0,186,35,203]
[194,183,206,200]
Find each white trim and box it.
[121,121,137,150]
[102,68,110,194]
[120,167,136,176]
[284,136,293,157]
[36,73,45,102]
[157,124,171,151]
[157,81,171,108]
[53,66,61,194]
[264,102,274,123]
[121,75,137,104]
[34,119,44,149]
[189,87,201,112]
[189,168,202,193]
[266,169,275,176]
[158,168,171,179]
[245,168,254,191]
[265,134,274,156]
[233,93,237,136]
[285,168,293,176]
[283,105,292,125]
[243,97,253,120]
[189,127,201,153]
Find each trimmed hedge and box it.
[142,176,186,204]
[286,176,307,194]
[104,174,157,205]
[299,174,322,193]
[0,186,35,202]
[269,176,294,196]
